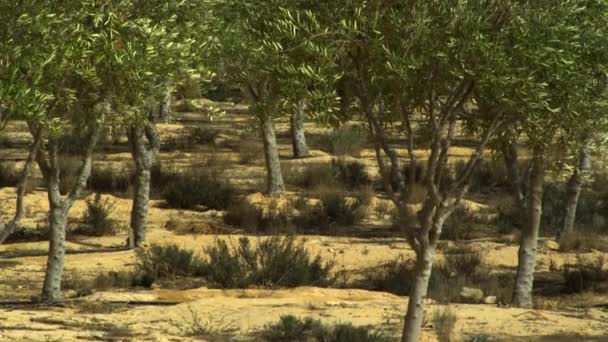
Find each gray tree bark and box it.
[562,147,591,233]
[512,154,544,308]
[260,114,285,194]
[290,100,309,158]
[36,123,99,303]
[0,128,43,244]
[158,86,171,123]
[128,123,160,248]
[502,141,525,210]
[562,169,581,233]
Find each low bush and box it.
[332,159,371,190]
[223,200,293,234]
[360,253,511,304]
[285,159,371,191]
[442,207,475,241]
[261,315,389,342]
[433,306,458,342]
[237,140,261,165]
[201,236,334,288]
[0,162,18,187]
[89,166,132,193]
[73,193,118,236]
[162,171,235,210]
[562,254,608,294]
[136,244,204,283]
[189,126,218,145]
[312,125,367,157]
[320,192,365,226]
[558,231,608,253]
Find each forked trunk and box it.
[562,170,581,233]
[130,166,151,247]
[128,124,159,248]
[260,114,285,194]
[290,101,309,158]
[512,155,544,307]
[401,243,436,342]
[41,201,68,303]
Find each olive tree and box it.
[204,0,336,193]
[3,0,193,302]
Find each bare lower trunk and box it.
[401,244,436,342]
[128,124,159,248]
[260,115,285,194]
[562,170,581,233]
[158,87,171,123]
[41,202,68,303]
[130,167,151,247]
[502,141,524,210]
[290,101,309,158]
[512,155,544,308]
[0,130,42,244]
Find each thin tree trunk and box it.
[158,86,171,123]
[512,154,544,308]
[260,114,285,194]
[290,100,309,158]
[35,122,99,303]
[401,243,436,342]
[128,124,159,248]
[41,200,68,303]
[0,129,42,244]
[562,169,581,233]
[502,141,524,210]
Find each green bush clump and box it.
[162,172,234,210]
[261,315,389,342]
[312,125,367,157]
[73,193,118,236]
[136,244,205,283]
[201,236,334,288]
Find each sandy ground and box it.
[0,101,607,341]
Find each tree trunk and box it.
[260,114,285,194]
[512,154,544,308]
[502,141,524,210]
[562,169,581,233]
[158,86,171,123]
[130,166,151,247]
[0,129,42,244]
[290,100,309,158]
[41,200,68,303]
[128,124,159,248]
[401,243,436,342]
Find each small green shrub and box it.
[320,192,365,226]
[201,236,334,288]
[360,257,415,296]
[136,244,204,283]
[312,125,367,157]
[284,163,336,190]
[0,162,18,187]
[332,159,371,190]
[223,200,293,234]
[442,207,475,241]
[261,315,389,342]
[162,172,235,210]
[73,193,118,236]
[558,231,608,253]
[445,251,483,277]
[562,254,607,294]
[89,167,132,193]
[189,126,218,145]
[433,306,458,342]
